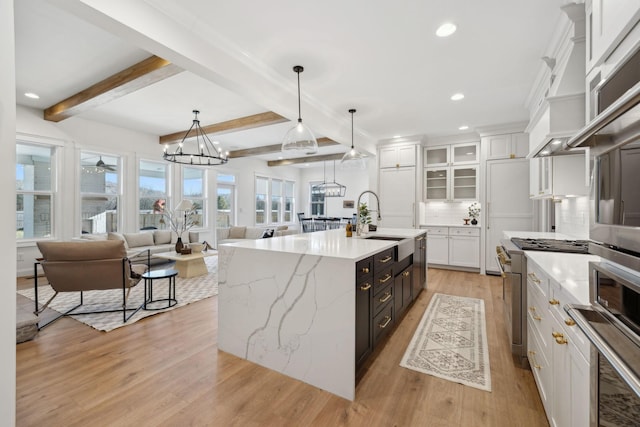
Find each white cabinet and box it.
[526,259,592,427]
[484,133,529,160]
[379,166,416,228]
[421,226,480,269]
[529,154,589,199]
[485,159,533,273]
[425,142,478,167]
[379,144,416,168]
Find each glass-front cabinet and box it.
[424,142,478,201]
[424,142,478,167]
[425,168,448,200]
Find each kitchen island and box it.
[218,227,426,400]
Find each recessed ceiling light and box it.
[436,22,457,37]
[450,93,465,101]
[458,125,469,130]
[24,92,40,99]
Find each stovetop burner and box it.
[510,237,590,254]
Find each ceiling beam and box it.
[267,152,344,167]
[228,137,339,158]
[44,55,182,122]
[159,111,289,145]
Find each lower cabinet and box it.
[526,259,592,427]
[422,226,480,269]
[355,258,373,368]
[394,266,412,319]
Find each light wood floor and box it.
[16,268,549,426]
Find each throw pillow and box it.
[228,226,246,239]
[275,225,288,231]
[153,230,172,245]
[123,232,154,248]
[107,232,128,249]
[261,229,274,238]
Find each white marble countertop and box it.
[220,228,426,261]
[420,223,481,228]
[525,251,600,305]
[503,230,577,240]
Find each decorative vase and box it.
[175,237,184,253]
[471,218,478,225]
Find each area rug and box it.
[18,255,218,332]
[400,293,491,391]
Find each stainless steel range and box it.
[496,237,592,366]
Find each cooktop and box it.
[510,238,590,254]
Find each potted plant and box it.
[359,202,372,233]
[468,202,481,225]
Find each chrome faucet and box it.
[356,190,382,236]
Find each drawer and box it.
[373,282,393,315]
[374,248,395,269]
[373,302,394,345]
[548,282,591,360]
[527,290,551,354]
[373,266,394,294]
[356,256,373,281]
[449,227,480,237]
[527,260,549,299]
[422,226,448,236]
[527,321,552,415]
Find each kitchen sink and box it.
[365,235,414,260]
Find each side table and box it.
[142,268,178,310]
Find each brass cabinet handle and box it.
[379,256,392,264]
[379,292,392,303]
[527,272,541,284]
[378,315,392,329]
[360,283,371,291]
[549,299,560,305]
[378,273,392,284]
[361,267,370,274]
[403,271,410,277]
[552,331,564,339]
[528,350,541,370]
[555,336,568,345]
[565,318,576,326]
[529,306,541,321]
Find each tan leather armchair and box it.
[34,240,149,329]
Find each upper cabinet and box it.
[424,142,478,167]
[586,0,640,72]
[379,144,416,168]
[484,133,529,160]
[530,154,589,199]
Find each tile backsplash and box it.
[419,201,480,226]
[554,196,590,239]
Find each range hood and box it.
[526,93,586,158]
[565,81,640,155]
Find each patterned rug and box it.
[18,256,218,332]
[400,293,491,391]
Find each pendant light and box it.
[340,108,367,170]
[281,65,318,155]
[163,110,228,166]
[311,161,346,197]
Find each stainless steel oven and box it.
[566,244,640,427]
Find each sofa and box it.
[216,226,298,246]
[77,230,200,265]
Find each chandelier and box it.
[341,108,367,170]
[311,161,346,197]
[163,110,228,166]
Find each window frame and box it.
[138,159,170,231]
[255,175,296,226]
[309,180,326,216]
[79,151,122,234]
[216,173,236,227]
[181,166,207,229]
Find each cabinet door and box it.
[413,234,426,296]
[424,145,450,167]
[397,145,416,167]
[452,165,478,200]
[424,167,449,201]
[529,158,540,198]
[569,346,590,427]
[451,142,479,164]
[486,134,512,160]
[512,133,529,158]
[426,234,449,265]
[379,146,399,169]
[551,318,571,427]
[449,235,479,268]
[539,157,552,197]
[485,159,533,273]
[355,278,373,369]
[380,167,416,227]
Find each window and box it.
[139,160,169,230]
[183,167,206,228]
[80,152,120,234]
[217,173,235,227]
[256,176,295,225]
[16,142,55,239]
[310,181,325,216]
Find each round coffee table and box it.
[142,268,178,310]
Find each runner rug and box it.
[400,293,491,391]
[18,256,218,332]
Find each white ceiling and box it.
[14,0,568,164]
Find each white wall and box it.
[1,0,16,423]
[554,196,590,239]
[419,201,480,226]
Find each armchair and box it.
[34,240,150,329]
